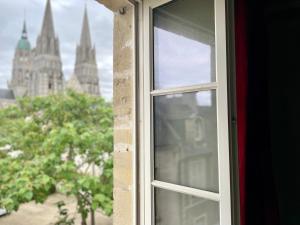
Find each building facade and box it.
[9,0,101,98]
[29,0,64,97]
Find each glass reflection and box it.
[155,188,219,225]
[153,0,215,89]
[154,91,219,192]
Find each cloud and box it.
[0,0,113,100]
[51,0,74,11]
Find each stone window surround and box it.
[96,1,138,225]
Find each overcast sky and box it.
[0,0,113,100]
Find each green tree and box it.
[0,90,113,225]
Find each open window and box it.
[139,0,232,224]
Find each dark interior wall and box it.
[245,0,300,225]
[267,2,300,224]
[246,1,277,224]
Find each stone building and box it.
[9,0,100,98]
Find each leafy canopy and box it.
[0,91,113,220]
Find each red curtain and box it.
[235,0,247,224]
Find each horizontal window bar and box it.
[152,180,220,202]
[150,82,218,96]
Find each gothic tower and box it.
[10,21,32,97]
[30,0,64,96]
[73,7,100,96]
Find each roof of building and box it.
[17,39,31,50]
[0,89,15,100]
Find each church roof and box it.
[17,21,31,50]
[0,89,15,100]
[17,39,31,51]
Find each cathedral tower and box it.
[73,7,100,96]
[10,21,32,97]
[30,0,64,96]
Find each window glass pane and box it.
[153,0,215,90]
[155,188,219,225]
[154,91,219,192]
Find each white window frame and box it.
[138,0,232,224]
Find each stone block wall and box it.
[97,1,136,225]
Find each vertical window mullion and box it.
[215,0,232,224]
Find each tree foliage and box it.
[0,91,113,224]
[55,201,75,225]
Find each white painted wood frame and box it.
[139,0,232,224]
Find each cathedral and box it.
[8,0,100,98]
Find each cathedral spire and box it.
[36,0,60,56]
[41,0,55,38]
[21,20,28,39]
[73,6,100,96]
[80,6,92,48]
[16,19,31,51]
